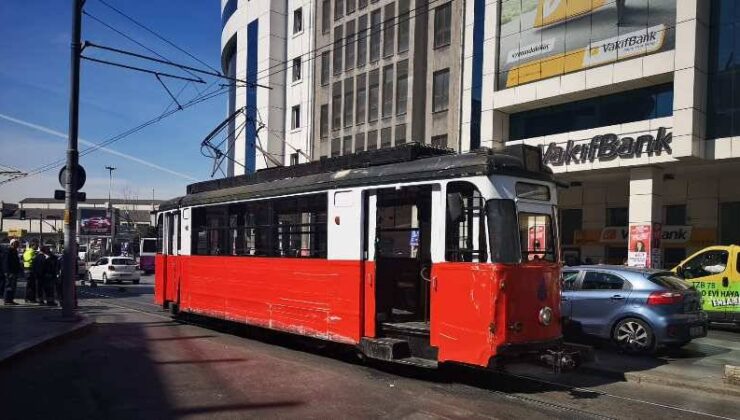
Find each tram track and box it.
[77,287,737,420]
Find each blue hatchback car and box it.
[561,266,708,353]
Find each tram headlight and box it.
[538,307,553,326]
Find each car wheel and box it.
[102,273,110,285]
[613,318,656,354]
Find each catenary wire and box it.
[95,0,221,74]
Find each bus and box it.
[139,238,157,274]
[155,144,571,369]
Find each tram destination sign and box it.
[542,127,672,166]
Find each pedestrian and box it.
[32,246,58,306]
[3,239,22,305]
[23,241,39,303]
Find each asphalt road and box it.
[0,275,738,419]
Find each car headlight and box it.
[538,307,553,326]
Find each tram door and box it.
[371,186,433,339]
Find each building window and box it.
[332,82,342,129]
[335,0,344,20]
[431,134,447,148]
[355,132,366,152]
[559,208,582,246]
[343,135,353,155]
[359,0,368,9]
[321,52,330,86]
[433,69,450,112]
[707,1,740,139]
[320,104,329,139]
[381,127,392,148]
[606,207,628,227]
[222,0,238,27]
[331,137,341,157]
[396,60,408,116]
[509,83,674,141]
[665,204,686,225]
[395,124,406,145]
[322,0,330,34]
[434,2,452,48]
[293,8,303,34]
[356,73,367,125]
[292,57,302,82]
[383,3,395,57]
[368,69,379,122]
[367,129,378,150]
[290,152,299,166]
[291,105,301,129]
[370,9,381,62]
[345,20,356,71]
[344,78,354,127]
[346,0,355,15]
[397,0,410,53]
[334,26,344,75]
[382,65,394,117]
[357,14,368,67]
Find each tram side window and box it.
[191,193,327,258]
[445,182,488,262]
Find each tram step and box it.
[359,337,411,361]
[395,356,439,369]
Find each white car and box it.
[86,257,140,285]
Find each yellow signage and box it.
[535,0,607,28]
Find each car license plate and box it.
[690,326,704,337]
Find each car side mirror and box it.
[675,265,685,278]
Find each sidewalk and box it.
[0,303,93,364]
[506,329,740,397]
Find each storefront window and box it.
[606,207,628,227]
[509,84,673,141]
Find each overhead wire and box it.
[95,0,221,74]
[0,85,229,186]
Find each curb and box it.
[579,365,740,398]
[0,316,94,364]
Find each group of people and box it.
[1,240,63,306]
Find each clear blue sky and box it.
[0,0,226,202]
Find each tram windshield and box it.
[486,200,556,263]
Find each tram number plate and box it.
[690,326,704,337]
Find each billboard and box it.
[80,208,112,236]
[498,0,676,89]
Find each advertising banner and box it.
[628,224,650,267]
[627,223,661,268]
[79,208,112,236]
[498,0,676,89]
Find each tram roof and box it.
[159,144,554,211]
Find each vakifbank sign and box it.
[498,0,676,89]
[542,127,672,166]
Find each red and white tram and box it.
[155,145,565,368]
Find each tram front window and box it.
[517,213,556,262]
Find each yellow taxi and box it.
[673,245,740,325]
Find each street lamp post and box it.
[105,165,116,255]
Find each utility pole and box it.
[62,0,84,319]
[106,165,116,255]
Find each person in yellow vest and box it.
[23,241,39,303]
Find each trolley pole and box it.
[62,0,84,319]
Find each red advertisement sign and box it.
[628,223,662,268]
